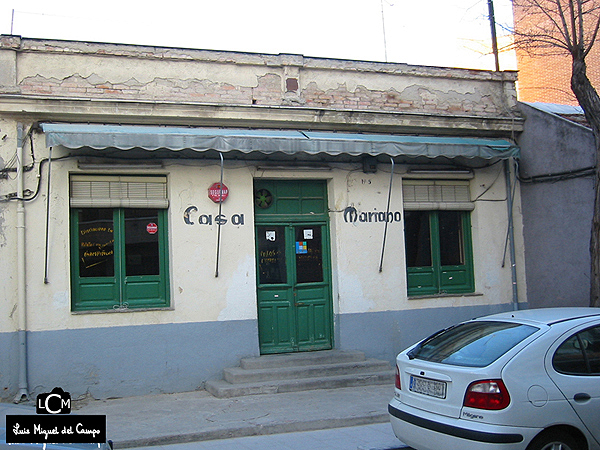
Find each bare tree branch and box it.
[584,16,600,56]
[577,0,585,49]
[513,0,600,55]
[557,0,574,48]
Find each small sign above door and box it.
[208,182,229,203]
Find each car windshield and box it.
[410,321,539,367]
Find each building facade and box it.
[0,36,525,400]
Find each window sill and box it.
[71,306,174,315]
[408,292,483,300]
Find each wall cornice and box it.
[0,95,523,137]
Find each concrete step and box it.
[239,349,366,370]
[205,371,395,398]
[224,359,392,384]
[205,349,394,398]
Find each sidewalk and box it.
[69,384,402,449]
[130,423,407,450]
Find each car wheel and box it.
[527,430,581,450]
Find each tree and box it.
[512,0,600,307]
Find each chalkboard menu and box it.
[78,209,115,278]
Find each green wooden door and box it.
[404,210,474,296]
[254,181,333,354]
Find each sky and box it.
[1,0,516,71]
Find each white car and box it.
[388,308,600,450]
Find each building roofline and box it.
[1,34,519,81]
[520,101,591,131]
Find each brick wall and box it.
[15,70,512,118]
[514,1,600,105]
[19,73,284,106]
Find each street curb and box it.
[114,413,390,449]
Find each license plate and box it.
[409,375,447,399]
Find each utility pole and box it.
[487,0,500,71]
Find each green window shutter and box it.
[70,208,121,311]
[404,183,475,297]
[70,176,170,312]
[404,210,438,296]
[438,212,474,294]
[122,209,170,309]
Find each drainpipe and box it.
[505,159,519,311]
[44,146,53,284]
[15,123,30,402]
[215,152,224,278]
[379,157,395,272]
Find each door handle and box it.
[574,393,591,402]
[295,302,306,306]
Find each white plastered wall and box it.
[0,121,526,335]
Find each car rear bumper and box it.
[388,398,537,450]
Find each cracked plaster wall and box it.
[2,37,519,118]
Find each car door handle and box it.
[574,393,591,402]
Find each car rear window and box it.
[409,321,539,367]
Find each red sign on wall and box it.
[208,182,229,203]
[146,223,158,234]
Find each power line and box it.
[380,0,388,62]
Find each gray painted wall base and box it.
[337,303,516,364]
[1,303,516,401]
[1,319,260,401]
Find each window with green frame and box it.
[402,179,474,297]
[69,175,170,311]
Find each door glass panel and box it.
[78,208,115,277]
[125,209,160,276]
[439,211,464,266]
[404,211,432,267]
[555,326,600,375]
[257,226,287,284]
[581,326,600,374]
[554,334,588,374]
[295,226,323,283]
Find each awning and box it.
[41,123,519,160]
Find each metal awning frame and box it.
[40,123,520,161]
